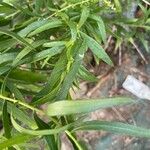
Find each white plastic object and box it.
[122,75,150,100]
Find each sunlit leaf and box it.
[46,97,133,116]
[81,32,113,66]
[0,134,34,149]
[78,6,90,29]
[74,121,150,138]
[28,19,62,37]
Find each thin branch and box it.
[129,38,148,64]
[0,94,44,115]
[47,0,96,19]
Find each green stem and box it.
[0,94,65,129]
[0,94,44,115]
[47,0,96,19]
[65,131,83,150]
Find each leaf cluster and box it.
[0,0,149,149]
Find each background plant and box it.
[0,0,150,149]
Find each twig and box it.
[87,69,113,97]
[130,38,148,64]
[104,35,112,50]
[130,67,150,79]
[104,26,116,50]
[112,107,126,122]
[119,46,122,66]
[47,0,92,19]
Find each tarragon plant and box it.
[0,0,149,149]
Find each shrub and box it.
[0,0,149,149]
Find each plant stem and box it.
[65,130,83,150]
[0,94,44,115]
[47,0,97,19]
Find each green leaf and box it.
[56,41,87,100]
[35,0,44,13]
[139,35,149,53]
[146,18,150,24]
[11,116,75,136]
[32,52,67,102]
[67,21,77,41]
[0,66,10,75]
[18,19,49,37]
[9,69,47,83]
[34,113,57,150]
[6,81,25,101]
[0,52,17,65]
[8,103,37,129]
[43,41,66,47]
[28,19,62,37]
[12,40,47,67]
[0,38,17,52]
[30,46,64,63]
[65,131,83,150]
[78,6,90,29]
[89,15,106,43]
[0,134,34,149]
[0,2,16,17]
[2,101,11,139]
[85,22,102,43]
[46,97,133,116]
[78,65,98,82]
[0,29,34,49]
[32,84,60,105]
[114,0,122,12]
[74,121,150,138]
[81,32,113,66]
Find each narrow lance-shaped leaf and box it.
[0,98,35,128]
[78,6,90,29]
[18,19,49,37]
[43,41,66,47]
[35,0,44,13]
[12,40,48,67]
[114,0,122,12]
[32,83,60,105]
[56,41,87,100]
[0,134,34,150]
[65,131,83,150]
[89,15,107,43]
[78,65,98,82]
[9,69,47,83]
[31,46,64,63]
[0,52,17,65]
[81,32,113,66]
[6,81,25,101]
[73,121,150,138]
[68,21,77,41]
[18,46,64,66]
[0,29,34,49]
[11,116,75,136]
[28,19,62,37]
[0,2,16,17]
[32,52,67,102]
[8,103,37,129]
[0,38,17,52]
[0,66,10,75]
[2,101,11,139]
[34,113,57,150]
[46,97,133,116]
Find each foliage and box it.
[0,0,149,149]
